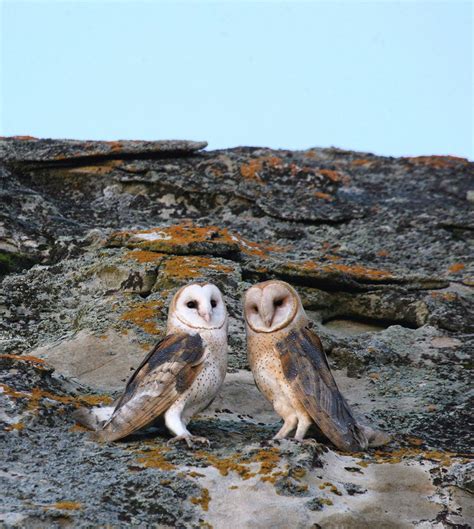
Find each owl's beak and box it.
[199,309,212,323]
[260,301,274,328]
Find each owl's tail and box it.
[72,406,115,432]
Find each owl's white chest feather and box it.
[177,326,228,418]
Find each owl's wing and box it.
[276,325,368,451]
[96,332,205,441]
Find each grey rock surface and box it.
[0,137,472,528]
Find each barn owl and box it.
[73,283,228,447]
[244,280,388,451]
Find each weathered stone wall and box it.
[0,137,472,528]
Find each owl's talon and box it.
[294,437,320,447]
[167,435,210,449]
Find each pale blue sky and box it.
[1,1,472,158]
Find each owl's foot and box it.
[167,435,210,449]
[293,437,320,447]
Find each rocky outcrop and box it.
[0,137,472,528]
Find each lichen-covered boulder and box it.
[1,137,472,528]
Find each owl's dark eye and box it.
[187,301,197,309]
[252,305,259,313]
[210,299,217,308]
[274,298,284,307]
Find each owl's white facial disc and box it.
[244,281,299,333]
[173,283,227,330]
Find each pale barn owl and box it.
[74,283,228,447]
[244,280,388,451]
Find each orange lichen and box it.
[406,436,425,446]
[430,291,457,302]
[190,488,211,511]
[125,250,165,263]
[448,263,465,273]
[377,250,390,257]
[352,158,373,166]
[161,255,234,280]
[120,300,163,335]
[5,422,24,431]
[6,135,38,140]
[406,155,469,168]
[240,156,283,182]
[66,160,122,175]
[240,158,264,182]
[135,447,175,471]
[69,424,89,433]
[318,169,342,182]
[314,191,333,201]
[0,354,46,365]
[44,502,82,511]
[112,223,285,260]
[0,383,30,399]
[286,260,394,282]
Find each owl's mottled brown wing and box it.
[97,332,205,441]
[276,326,367,451]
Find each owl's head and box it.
[170,282,227,330]
[244,280,302,333]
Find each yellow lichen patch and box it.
[253,448,280,476]
[161,255,234,281]
[285,260,394,282]
[1,383,112,411]
[377,249,390,257]
[448,263,465,273]
[189,471,206,478]
[406,155,469,168]
[314,191,333,201]
[120,300,164,335]
[195,452,256,480]
[124,250,165,263]
[190,488,211,511]
[135,447,175,471]
[320,498,334,506]
[0,383,30,399]
[291,467,307,480]
[356,447,471,468]
[44,502,82,511]
[79,394,113,406]
[5,422,24,431]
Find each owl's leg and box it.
[164,406,210,448]
[273,414,298,439]
[294,414,312,442]
[272,399,297,439]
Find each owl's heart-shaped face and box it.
[244,280,299,333]
[172,283,227,330]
